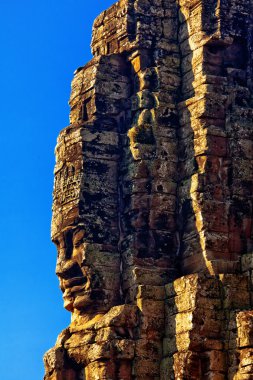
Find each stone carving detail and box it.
[44,0,253,379]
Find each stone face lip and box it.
[44,0,253,379]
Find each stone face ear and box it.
[45,0,253,379]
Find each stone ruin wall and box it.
[44,0,253,379]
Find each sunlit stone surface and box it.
[44,1,253,378]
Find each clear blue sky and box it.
[0,1,115,378]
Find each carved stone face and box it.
[51,132,121,316]
[54,225,119,314]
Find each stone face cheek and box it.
[44,0,253,379]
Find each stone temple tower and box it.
[44,0,253,378]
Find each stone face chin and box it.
[44,0,253,379]
[72,293,93,310]
[63,297,74,312]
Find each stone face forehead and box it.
[51,126,83,240]
[52,53,132,243]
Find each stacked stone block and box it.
[162,274,252,379]
[177,0,253,275]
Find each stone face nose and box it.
[55,254,83,281]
